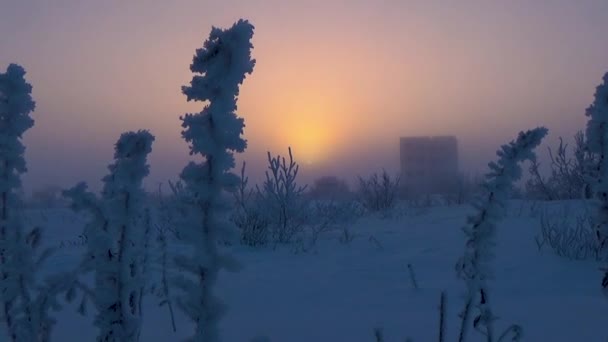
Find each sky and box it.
[1,0,608,193]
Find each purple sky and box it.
[1,0,608,193]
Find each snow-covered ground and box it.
[34,201,606,341]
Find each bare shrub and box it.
[153,222,178,333]
[357,170,400,213]
[526,131,596,200]
[536,205,605,261]
[232,162,270,246]
[235,204,270,246]
[154,181,183,241]
[256,147,309,244]
[145,183,182,333]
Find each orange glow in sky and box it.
[1,0,608,190]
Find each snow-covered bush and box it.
[173,19,255,341]
[64,130,155,341]
[357,170,400,213]
[455,127,547,342]
[255,147,309,244]
[583,72,608,295]
[0,64,68,341]
[0,64,94,342]
[0,67,37,339]
[525,131,595,200]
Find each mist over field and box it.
[1,1,608,341]
[2,1,608,193]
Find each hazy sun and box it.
[262,77,354,166]
[290,121,331,165]
[275,94,340,165]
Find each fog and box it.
[1,0,608,193]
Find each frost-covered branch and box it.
[0,64,86,342]
[456,127,547,342]
[174,19,255,341]
[584,72,608,296]
[64,130,155,341]
[0,64,76,342]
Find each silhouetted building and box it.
[400,136,459,194]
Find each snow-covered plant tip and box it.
[175,19,255,341]
[0,64,87,342]
[456,127,547,342]
[0,64,39,341]
[64,130,155,341]
[0,65,34,202]
[583,72,608,296]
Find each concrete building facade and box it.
[400,136,459,194]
